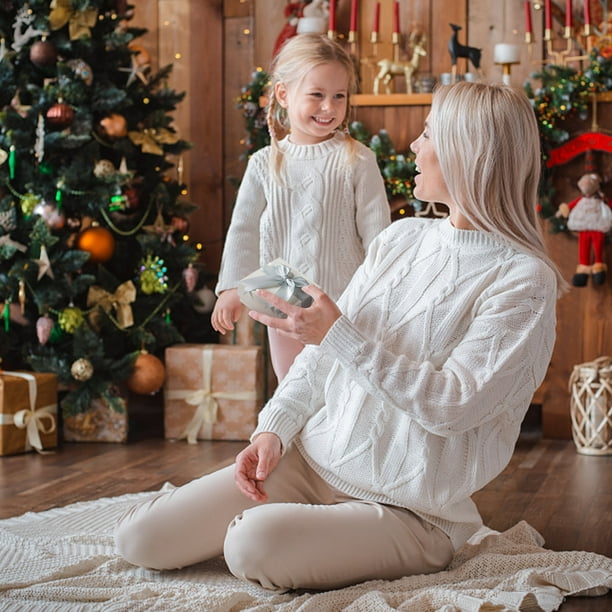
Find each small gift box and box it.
[63,385,129,443]
[164,344,264,442]
[0,370,58,455]
[237,258,314,318]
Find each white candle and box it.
[494,43,520,64]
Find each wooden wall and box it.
[132,1,611,440]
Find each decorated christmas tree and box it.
[0,1,211,416]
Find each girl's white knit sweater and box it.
[216,132,390,300]
[253,217,558,550]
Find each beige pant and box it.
[115,446,454,591]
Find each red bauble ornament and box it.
[123,185,141,209]
[99,114,127,139]
[46,102,74,129]
[126,352,166,395]
[77,226,115,263]
[30,40,58,68]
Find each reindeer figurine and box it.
[448,24,482,78]
[373,33,427,95]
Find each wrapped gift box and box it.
[164,344,264,442]
[237,258,313,318]
[0,370,58,455]
[63,385,128,443]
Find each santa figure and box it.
[558,173,612,286]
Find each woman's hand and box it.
[248,285,341,346]
[211,289,243,334]
[234,432,282,502]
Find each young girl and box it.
[211,33,390,381]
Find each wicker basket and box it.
[569,356,612,456]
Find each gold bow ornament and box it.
[0,372,57,454]
[49,0,98,40]
[128,128,179,156]
[164,347,261,443]
[86,280,136,329]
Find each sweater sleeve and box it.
[215,153,268,294]
[320,254,558,437]
[251,344,332,451]
[353,145,391,249]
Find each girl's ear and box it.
[275,82,289,108]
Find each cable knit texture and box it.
[253,217,558,550]
[215,132,391,299]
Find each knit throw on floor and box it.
[0,487,610,612]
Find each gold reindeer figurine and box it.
[373,32,427,95]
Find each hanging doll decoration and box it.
[557,173,612,287]
[272,2,307,57]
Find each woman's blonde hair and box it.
[430,81,567,293]
[266,33,358,176]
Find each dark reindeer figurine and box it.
[448,24,482,75]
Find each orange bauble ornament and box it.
[126,352,166,395]
[100,113,128,139]
[77,226,115,262]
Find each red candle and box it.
[544,0,552,30]
[350,0,358,33]
[524,1,533,34]
[565,0,572,28]
[328,0,336,32]
[393,1,400,34]
[584,0,591,25]
[372,2,380,34]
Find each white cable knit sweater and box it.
[215,132,391,300]
[253,217,558,550]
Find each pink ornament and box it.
[36,314,54,345]
[182,264,198,293]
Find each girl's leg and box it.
[115,446,333,570]
[267,327,304,382]
[224,492,454,592]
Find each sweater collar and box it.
[438,216,512,251]
[278,131,346,160]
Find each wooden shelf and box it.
[352,93,433,107]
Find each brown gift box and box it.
[0,371,58,456]
[164,343,264,442]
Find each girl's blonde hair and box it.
[429,81,567,294]
[266,33,358,176]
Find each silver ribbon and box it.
[240,263,313,317]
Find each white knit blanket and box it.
[0,487,610,612]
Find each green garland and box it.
[524,44,612,230]
[236,69,421,209]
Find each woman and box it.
[116,82,565,592]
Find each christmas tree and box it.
[0,1,212,416]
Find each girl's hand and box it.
[248,285,341,346]
[211,289,243,334]
[234,433,282,502]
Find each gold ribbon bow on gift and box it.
[128,128,179,156]
[165,347,261,444]
[87,281,136,329]
[49,0,98,40]
[0,372,57,454]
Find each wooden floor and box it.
[1,411,610,611]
